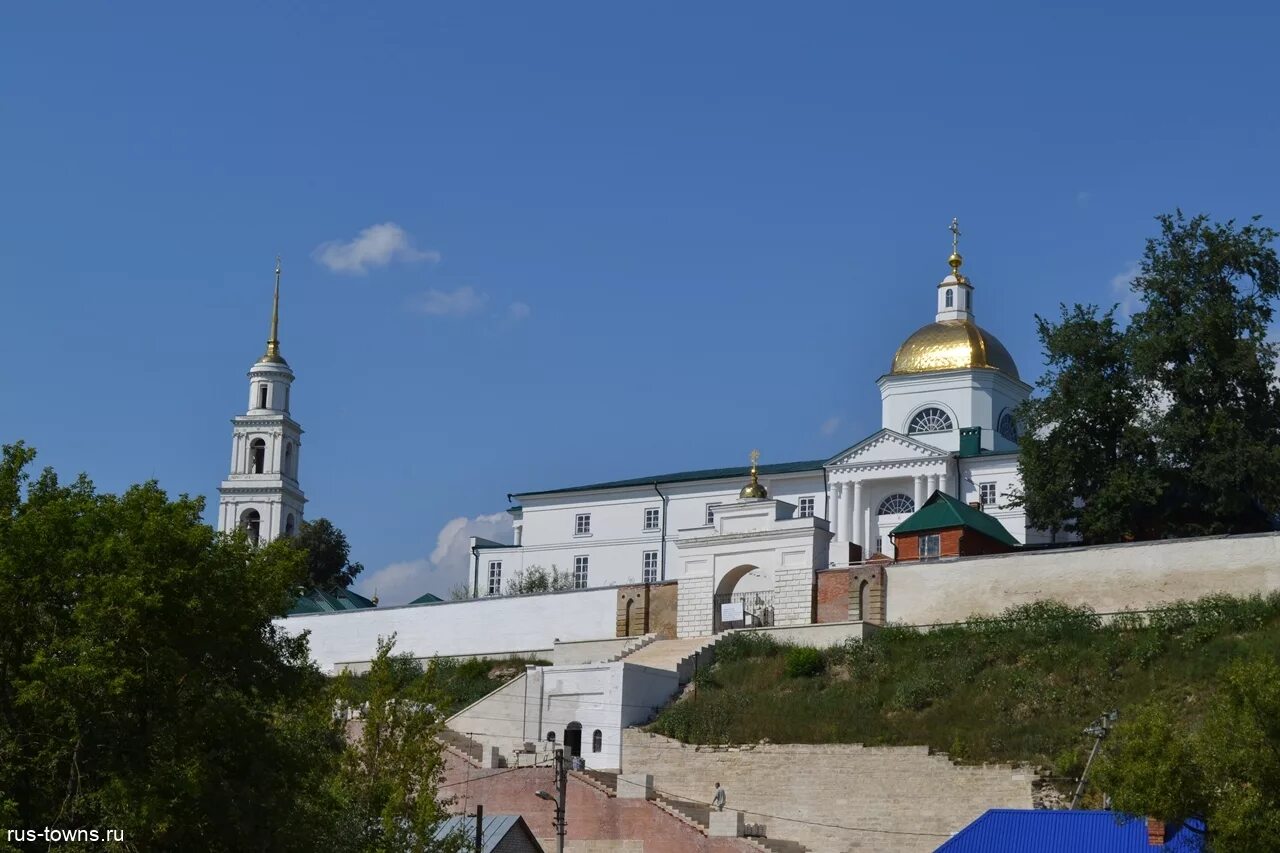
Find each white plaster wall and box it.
[278,587,618,672]
[956,453,1027,542]
[486,470,827,591]
[886,532,1280,626]
[732,621,876,648]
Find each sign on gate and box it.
[720,601,744,623]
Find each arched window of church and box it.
[878,494,915,515]
[998,410,1018,442]
[592,730,603,753]
[945,289,954,308]
[250,438,266,474]
[241,509,261,545]
[284,443,293,477]
[285,513,295,537]
[908,407,953,434]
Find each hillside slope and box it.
[650,593,1280,789]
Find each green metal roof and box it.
[288,587,377,616]
[514,459,828,498]
[409,592,443,605]
[890,491,1020,547]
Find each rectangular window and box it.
[574,513,591,535]
[573,556,589,589]
[258,385,268,408]
[979,482,997,506]
[487,561,502,596]
[705,502,721,526]
[798,497,815,518]
[642,550,658,583]
[644,507,661,530]
[920,534,941,560]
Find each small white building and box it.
[472,235,1046,613]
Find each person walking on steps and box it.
[711,782,726,812]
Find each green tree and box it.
[1127,211,1280,535]
[1017,212,1280,541]
[0,442,346,852]
[1094,658,1280,852]
[504,564,573,595]
[295,516,365,591]
[1014,305,1162,541]
[332,637,464,853]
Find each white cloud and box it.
[820,416,841,437]
[410,285,487,317]
[1110,261,1141,319]
[313,222,438,275]
[356,512,513,605]
[506,301,531,322]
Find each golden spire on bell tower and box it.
[948,218,966,281]
[739,448,768,500]
[262,256,287,365]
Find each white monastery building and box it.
[217,258,306,546]
[469,223,1045,601]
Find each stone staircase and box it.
[436,729,484,766]
[605,632,659,662]
[619,634,722,684]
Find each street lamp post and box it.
[535,748,567,853]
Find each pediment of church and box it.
[825,429,948,468]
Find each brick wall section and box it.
[895,527,1015,560]
[620,730,1034,853]
[772,566,816,626]
[648,583,678,638]
[895,528,963,561]
[849,563,886,624]
[617,585,649,637]
[442,753,757,853]
[677,574,714,638]
[814,569,849,623]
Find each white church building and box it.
[468,228,1046,607]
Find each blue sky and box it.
[3,2,1278,602]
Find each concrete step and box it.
[748,838,810,853]
[577,769,618,796]
[623,636,717,670]
[655,793,711,830]
[437,729,483,765]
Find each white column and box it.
[865,508,874,556]
[514,524,523,546]
[927,473,939,497]
[913,474,925,510]
[850,481,863,548]
[939,471,949,497]
[829,484,842,539]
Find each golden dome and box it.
[738,449,768,500]
[890,319,1020,380]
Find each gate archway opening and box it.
[713,563,774,632]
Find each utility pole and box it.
[536,748,567,853]
[1071,710,1118,809]
[555,747,567,853]
[474,804,483,852]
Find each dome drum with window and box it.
[908,407,953,434]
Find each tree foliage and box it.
[1094,658,1280,852]
[331,638,464,853]
[1017,212,1280,541]
[294,516,365,591]
[0,443,455,852]
[504,564,573,595]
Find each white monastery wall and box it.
[886,532,1280,626]
[279,587,618,673]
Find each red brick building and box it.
[890,491,1019,561]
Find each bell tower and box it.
[217,258,306,544]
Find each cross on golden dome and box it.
[948,218,965,280]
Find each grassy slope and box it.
[340,655,551,717]
[650,595,1280,780]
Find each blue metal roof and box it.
[431,814,542,852]
[936,811,1206,853]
